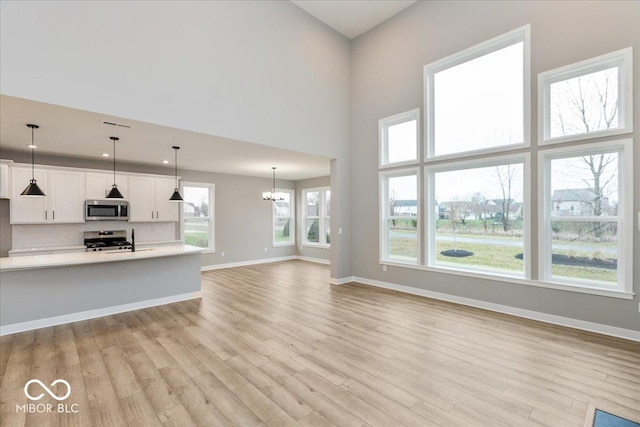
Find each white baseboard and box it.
[201,255,330,271]
[201,256,297,271]
[0,291,202,336]
[329,276,355,285]
[348,276,640,342]
[296,256,330,265]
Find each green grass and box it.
[387,232,616,282]
[185,231,209,248]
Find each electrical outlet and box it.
[264,248,268,253]
[221,251,225,257]
[382,265,387,272]
[339,227,343,235]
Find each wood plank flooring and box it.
[1,260,639,426]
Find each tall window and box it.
[426,157,527,276]
[539,140,632,293]
[302,187,330,247]
[424,26,529,158]
[273,189,294,246]
[380,169,419,264]
[182,182,214,251]
[539,48,633,144]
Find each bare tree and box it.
[554,71,619,238]
[495,165,517,232]
[471,192,490,232]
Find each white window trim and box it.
[424,25,531,161]
[379,167,421,265]
[180,181,215,253]
[538,47,633,145]
[379,108,420,168]
[424,153,531,278]
[537,139,633,294]
[301,187,330,248]
[272,188,295,247]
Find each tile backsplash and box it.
[12,222,178,249]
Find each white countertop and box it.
[0,245,204,272]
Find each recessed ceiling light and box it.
[27,144,37,149]
[162,160,169,164]
[101,153,110,157]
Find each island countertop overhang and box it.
[0,244,204,272]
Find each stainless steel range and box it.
[84,230,132,252]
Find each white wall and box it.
[0,0,353,278]
[349,1,640,331]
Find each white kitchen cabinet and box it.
[49,170,86,223]
[155,177,180,222]
[128,176,179,222]
[10,167,49,223]
[128,176,156,222]
[86,172,128,200]
[11,167,85,224]
[0,160,13,199]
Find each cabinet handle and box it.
[156,211,159,219]
[45,210,47,220]
[53,210,55,220]
[152,211,154,219]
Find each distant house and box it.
[183,202,197,217]
[391,200,417,216]
[552,188,610,216]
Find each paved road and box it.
[389,232,616,254]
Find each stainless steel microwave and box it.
[85,200,129,221]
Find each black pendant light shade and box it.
[106,136,124,199]
[106,184,124,199]
[168,146,184,202]
[21,124,46,197]
[263,167,284,201]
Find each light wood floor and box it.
[1,260,639,427]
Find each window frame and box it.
[180,181,215,253]
[424,153,531,279]
[272,188,295,247]
[301,186,330,248]
[537,139,633,294]
[379,109,420,168]
[379,167,421,265]
[538,47,633,146]
[423,25,531,161]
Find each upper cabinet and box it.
[10,164,179,224]
[128,176,179,222]
[0,160,13,199]
[86,172,128,200]
[11,167,85,224]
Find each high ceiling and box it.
[291,0,417,39]
[0,96,331,181]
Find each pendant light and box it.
[263,167,284,201]
[21,124,46,197]
[106,136,124,199]
[168,146,184,202]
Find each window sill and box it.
[301,244,330,249]
[273,243,295,248]
[378,260,634,300]
[201,249,216,254]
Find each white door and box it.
[154,177,180,222]
[49,170,85,223]
[128,176,156,222]
[10,167,48,224]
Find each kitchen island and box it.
[0,245,204,335]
